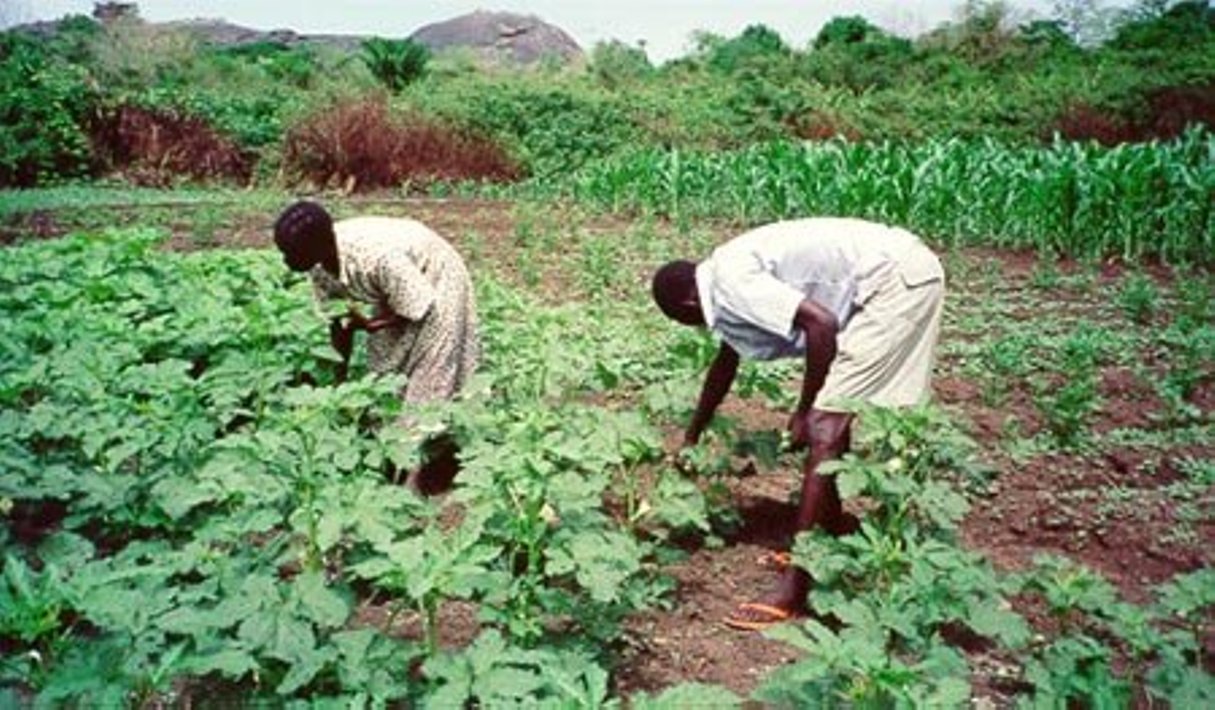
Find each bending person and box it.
[273,200,479,404]
[650,217,945,630]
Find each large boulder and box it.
[409,10,583,65]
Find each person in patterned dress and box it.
[272,200,480,405]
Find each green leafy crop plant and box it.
[1014,558,1215,707]
[0,228,713,704]
[2,221,1210,705]
[759,405,1024,708]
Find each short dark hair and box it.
[651,260,698,323]
[273,200,334,271]
[273,200,333,253]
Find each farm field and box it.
[1,189,1211,706]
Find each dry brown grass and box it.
[281,97,520,192]
[1052,83,1214,145]
[90,105,253,185]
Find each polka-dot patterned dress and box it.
[310,216,479,403]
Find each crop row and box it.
[1,230,1211,705]
[547,128,1215,266]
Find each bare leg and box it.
[728,410,853,626]
[404,434,461,496]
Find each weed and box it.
[1117,272,1159,324]
[1030,257,1063,290]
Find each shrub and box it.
[1052,83,1215,144]
[1141,83,1215,140]
[802,33,916,92]
[214,41,321,89]
[814,16,885,48]
[588,40,652,89]
[412,77,640,178]
[87,15,199,92]
[0,32,95,187]
[89,104,253,186]
[1110,0,1213,51]
[281,97,520,191]
[135,85,289,149]
[697,24,791,75]
[1053,103,1137,144]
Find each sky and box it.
[1,1,1132,61]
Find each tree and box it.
[805,16,915,92]
[814,16,883,49]
[1110,0,1213,49]
[589,40,652,88]
[1018,19,1076,49]
[361,37,430,92]
[698,24,790,75]
[0,32,95,186]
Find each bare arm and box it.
[788,300,839,447]
[344,301,406,333]
[685,343,740,446]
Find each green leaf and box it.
[156,605,219,638]
[1161,667,1215,707]
[476,666,546,702]
[272,615,317,664]
[835,466,869,500]
[36,531,94,571]
[765,617,842,655]
[277,644,337,696]
[314,508,345,554]
[966,599,1030,648]
[923,675,971,707]
[1157,569,1215,618]
[557,529,641,604]
[213,589,266,627]
[237,609,276,650]
[294,571,350,629]
[151,476,219,520]
[630,682,741,708]
[185,647,258,679]
[647,472,710,532]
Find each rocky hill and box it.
[12,4,584,65]
[409,10,583,65]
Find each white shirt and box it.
[695,218,940,360]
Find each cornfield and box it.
[555,127,1214,265]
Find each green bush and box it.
[588,40,652,88]
[213,42,322,89]
[802,31,916,92]
[0,33,95,187]
[7,3,1214,188]
[696,23,791,75]
[1111,0,1213,51]
[408,75,641,177]
[134,85,289,149]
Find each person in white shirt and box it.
[650,217,945,630]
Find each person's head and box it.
[273,200,335,272]
[651,260,704,326]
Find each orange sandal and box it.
[723,602,794,631]
[755,551,792,571]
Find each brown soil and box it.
[5,195,1211,702]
